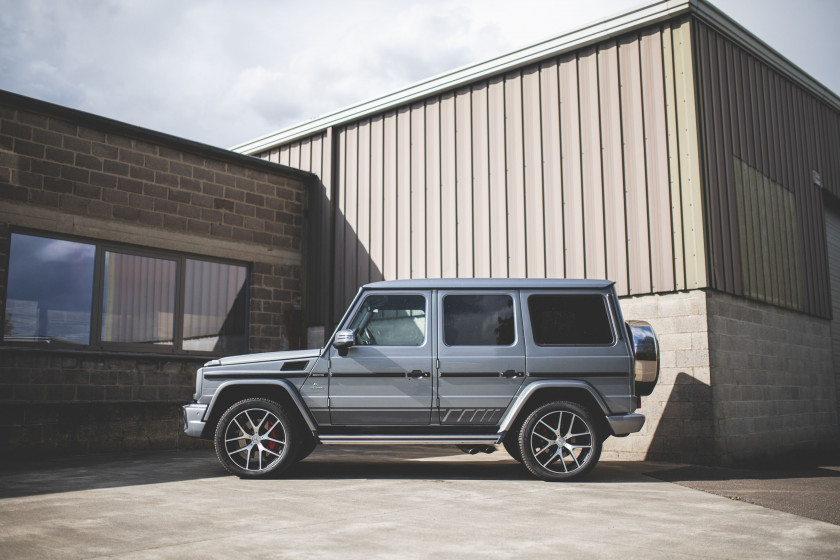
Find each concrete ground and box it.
[1,446,839,559]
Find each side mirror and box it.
[332,329,355,357]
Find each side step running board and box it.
[318,434,501,446]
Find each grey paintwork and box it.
[181,278,656,446]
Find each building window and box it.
[3,231,248,354]
[527,294,614,346]
[443,294,515,346]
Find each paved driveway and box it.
[1,447,839,559]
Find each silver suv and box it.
[181,279,658,481]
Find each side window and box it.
[443,294,514,346]
[528,294,614,346]
[347,294,426,346]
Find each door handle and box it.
[407,370,429,379]
[501,370,523,378]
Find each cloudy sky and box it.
[2,0,838,150]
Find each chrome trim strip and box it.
[319,435,501,445]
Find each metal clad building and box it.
[235,0,840,464]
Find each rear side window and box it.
[443,294,514,346]
[528,294,613,346]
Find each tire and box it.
[503,433,523,463]
[518,400,602,481]
[214,398,299,478]
[295,431,317,461]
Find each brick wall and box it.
[605,290,714,463]
[707,291,839,464]
[0,90,311,458]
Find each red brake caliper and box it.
[265,420,279,451]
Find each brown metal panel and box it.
[522,66,546,278]
[662,24,685,291]
[410,103,427,279]
[396,106,412,279]
[640,29,674,293]
[424,99,442,279]
[578,47,606,281]
[382,111,398,281]
[504,71,527,278]
[357,120,372,286]
[440,93,458,278]
[487,76,509,278]
[790,91,815,314]
[333,128,347,318]
[559,54,585,279]
[805,96,830,316]
[471,85,491,278]
[721,36,743,295]
[455,88,474,278]
[618,36,652,295]
[540,60,564,279]
[369,116,385,282]
[598,41,629,296]
[343,124,359,305]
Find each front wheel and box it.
[214,398,299,478]
[518,401,601,481]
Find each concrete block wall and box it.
[604,290,714,463]
[707,291,839,465]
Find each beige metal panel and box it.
[578,47,607,281]
[357,120,372,286]
[539,60,564,279]
[522,66,546,278]
[559,54,585,279]
[299,138,312,173]
[382,111,398,281]
[333,128,347,317]
[279,144,290,166]
[670,19,706,290]
[598,41,629,296]
[618,36,652,295]
[640,29,675,293]
[439,93,458,278]
[661,25,686,290]
[410,103,427,279]
[471,84,491,278]
[455,88,474,277]
[397,106,412,279]
[487,76,509,278]
[289,142,301,169]
[343,124,359,306]
[504,71,527,278]
[424,99,442,279]
[369,116,385,282]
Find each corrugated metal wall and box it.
[694,19,840,318]
[257,19,708,327]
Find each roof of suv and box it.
[363,278,614,290]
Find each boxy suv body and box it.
[181,279,658,481]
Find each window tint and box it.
[443,294,514,346]
[5,234,95,344]
[101,252,177,345]
[348,294,426,346]
[528,294,614,346]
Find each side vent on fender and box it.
[281,360,310,372]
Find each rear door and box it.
[436,290,526,425]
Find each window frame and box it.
[2,228,250,356]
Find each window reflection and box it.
[443,294,514,346]
[101,252,176,345]
[5,234,95,344]
[183,260,247,353]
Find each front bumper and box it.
[606,413,645,436]
[180,403,208,438]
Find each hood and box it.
[204,348,322,367]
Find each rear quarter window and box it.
[528,294,614,346]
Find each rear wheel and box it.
[518,401,601,481]
[214,398,299,478]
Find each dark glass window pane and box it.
[101,252,176,345]
[528,294,614,346]
[347,294,426,346]
[443,294,514,346]
[183,260,248,353]
[4,234,94,344]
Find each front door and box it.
[329,291,433,425]
[436,290,526,425]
